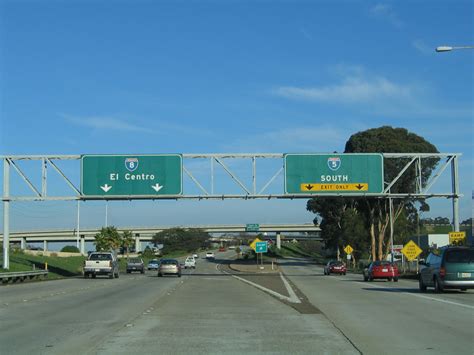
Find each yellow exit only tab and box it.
[300,183,368,192]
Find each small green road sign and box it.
[255,241,268,253]
[246,223,260,232]
[81,155,182,196]
[284,153,383,194]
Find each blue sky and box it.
[0,0,473,234]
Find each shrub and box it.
[61,245,80,253]
[141,247,154,258]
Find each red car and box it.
[364,261,399,282]
[324,260,347,275]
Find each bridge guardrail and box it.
[0,270,48,284]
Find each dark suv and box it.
[419,246,474,292]
[126,258,145,274]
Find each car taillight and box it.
[439,267,446,278]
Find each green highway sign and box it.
[81,155,182,196]
[285,154,383,194]
[255,241,268,253]
[246,224,260,232]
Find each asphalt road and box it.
[280,258,474,355]
[0,253,472,354]
[0,252,355,355]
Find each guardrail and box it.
[0,270,48,284]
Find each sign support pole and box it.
[389,197,394,263]
[105,201,108,227]
[76,200,80,249]
[3,158,10,269]
[451,156,460,232]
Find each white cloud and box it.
[62,114,214,137]
[299,27,312,40]
[412,39,433,55]
[274,76,412,104]
[221,126,350,153]
[63,114,152,133]
[370,3,404,28]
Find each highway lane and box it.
[281,258,474,355]
[0,271,184,354]
[0,252,357,354]
[89,251,357,354]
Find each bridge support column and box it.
[43,240,48,252]
[80,235,85,255]
[135,234,141,253]
[20,237,26,250]
[276,232,281,250]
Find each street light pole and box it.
[436,45,474,52]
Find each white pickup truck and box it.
[83,252,119,279]
[184,256,196,269]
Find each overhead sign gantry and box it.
[1,152,463,269]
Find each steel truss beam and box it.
[1,153,462,201]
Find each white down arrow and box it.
[151,183,163,192]
[100,184,112,192]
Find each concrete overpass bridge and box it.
[0,224,321,254]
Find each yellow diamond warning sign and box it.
[344,245,354,255]
[449,231,466,245]
[250,237,262,251]
[300,183,368,192]
[401,240,423,261]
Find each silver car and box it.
[158,259,181,277]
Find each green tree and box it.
[307,198,367,261]
[94,226,122,252]
[152,228,210,255]
[60,245,80,253]
[121,230,134,257]
[308,126,439,261]
[345,126,438,260]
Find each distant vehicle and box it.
[158,259,181,277]
[184,256,196,269]
[419,246,474,293]
[192,253,198,259]
[147,259,160,271]
[206,252,215,260]
[324,260,346,275]
[363,261,399,282]
[218,247,226,252]
[228,246,236,250]
[83,252,119,279]
[126,258,144,274]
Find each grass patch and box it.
[1,250,86,280]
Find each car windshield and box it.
[373,261,391,266]
[89,254,112,261]
[129,259,141,263]
[445,249,474,263]
[160,260,178,265]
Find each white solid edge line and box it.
[280,272,302,303]
[220,268,301,304]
